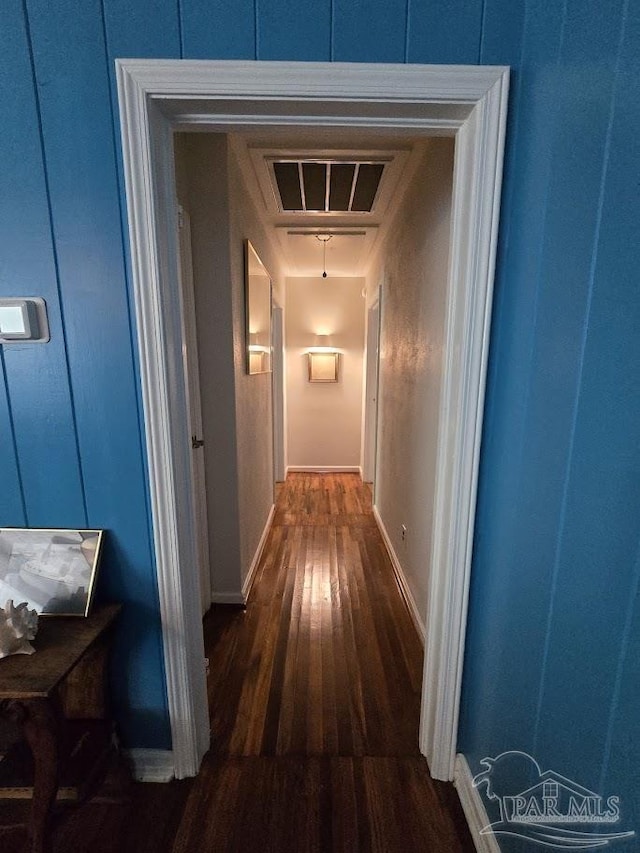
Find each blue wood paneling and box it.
[102,0,180,60]
[603,543,640,827]
[180,0,256,59]
[479,0,525,66]
[460,0,640,837]
[595,0,640,804]
[332,0,407,62]
[523,0,628,778]
[101,0,182,579]
[1,0,638,799]
[459,0,569,758]
[100,0,181,389]
[406,0,483,64]
[24,0,169,747]
[0,0,87,527]
[257,0,332,61]
[457,0,526,761]
[0,357,26,525]
[545,0,640,813]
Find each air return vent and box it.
[272,160,386,213]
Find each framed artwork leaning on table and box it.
[0,528,104,617]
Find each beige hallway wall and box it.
[285,276,365,470]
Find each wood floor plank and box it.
[0,473,474,852]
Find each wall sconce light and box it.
[307,335,340,382]
[307,334,335,353]
[248,332,270,353]
[248,332,270,373]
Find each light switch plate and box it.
[0,298,50,343]
[0,303,29,336]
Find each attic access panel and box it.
[272,159,387,213]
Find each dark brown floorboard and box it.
[0,473,473,852]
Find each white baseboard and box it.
[126,749,175,783]
[242,503,275,600]
[372,504,425,643]
[286,465,361,473]
[211,591,246,605]
[210,504,276,605]
[454,754,500,853]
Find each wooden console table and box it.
[0,604,121,853]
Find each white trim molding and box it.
[373,505,425,643]
[211,591,246,605]
[116,59,509,781]
[454,754,501,853]
[242,503,276,601]
[126,749,176,783]
[210,502,274,607]
[286,465,361,474]
[419,69,509,781]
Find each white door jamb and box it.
[116,59,509,780]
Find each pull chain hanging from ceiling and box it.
[316,234,332,278]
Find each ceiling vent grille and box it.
[271,160,386,213]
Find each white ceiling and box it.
[231,129,430,278]
[276,229,376,278]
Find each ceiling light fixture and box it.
[315,234,332,278]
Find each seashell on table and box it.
[0,599,39,659]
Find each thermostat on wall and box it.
[0,298,50,343]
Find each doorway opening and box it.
[116,59,509,782]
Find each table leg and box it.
[21,698,60,853]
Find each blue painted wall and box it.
[1,1,637,834]
[458,1,640,847]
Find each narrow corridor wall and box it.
[374,137,455,627]
[175,133,284,600]
[285,277,365,470]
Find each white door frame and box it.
[116,59,509,781]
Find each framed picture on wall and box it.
[308,352,340,382]
[0,528,104,617]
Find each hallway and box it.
[207,473,423,758]
[173,472,473,851]
[0,474,473,852]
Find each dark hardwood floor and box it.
[0,473,474,852]
[206,474,424,760]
